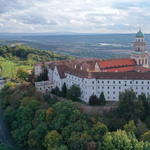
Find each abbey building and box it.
[34,30,150,102]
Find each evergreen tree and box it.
[41,56,48,81]
[37,56,48,81]
[62,83,67,98]
[55,86,60,96]
[99,91,106,106]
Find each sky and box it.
[0,0,150,33]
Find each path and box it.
[0,97,19,150]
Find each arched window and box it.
[138,39,140,42]
[138,47,140,51]
[142,59,144,64]
[139,59,141,65]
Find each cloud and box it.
[0,0,150,33]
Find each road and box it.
[0,97,20,150]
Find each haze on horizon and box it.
[0,0,150,34]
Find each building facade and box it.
[34,30,150,102]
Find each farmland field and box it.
[1,61,32,77]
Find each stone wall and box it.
[49,93,117,115]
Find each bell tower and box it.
[131,29,149,68]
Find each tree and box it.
[102,130,133,150]
[37,56,48,81]
[89,94,99,106]
[118,89,136,121]
[99,91,106,106]
[34,123,48,149]
[43,130,62,149]
[0,143,12,150]
[138,94,149,120]
[141,130,150,142]
[62,83,67,98]
[15,66,28,80]
[55,85,60,96]
[91,122,108,142]
[123,120,137,135]
[52,101,81,130]
[66,84,81,101]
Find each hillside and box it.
[0,45,74,77]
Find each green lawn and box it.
[1,61,32,77]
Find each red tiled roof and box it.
[101,66,135,72]
[98,59,136,69]
[56,65,69,79]
[134,66,150,73]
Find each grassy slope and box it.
[1,61,32,77]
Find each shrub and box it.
[89,94,99,106]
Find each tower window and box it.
[145,59,147,64]
[142,59,144,64]
[139,59,141,65]
[138,47,140,51]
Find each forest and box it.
[1,81,150,150]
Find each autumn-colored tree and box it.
[124,120,137,134]
[43,130,62,149]
[102,130,133,150]
[141,130,150,142]
[46,107,55,129]
[15,66,28,80]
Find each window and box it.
[148,81,149,84]
[102,81,104,84]
[113,81,115,84]
[141,87,143,90]
[108,97,109,99]
[113,97,115,99]
[102,87,104,89]
[148,92,149,95]
[108,81,109,84]
[113,91,115,94]
[40,88,42,90]
[142,81,144,84]
[148,87,149,90]
[108,92,109,94]
[136,81,138,84]
[130,81,132,84]
[136,92,137,94]
[113,87,115,89]
[93,92,95,94]
[92,81,94,84]
[119,87,121,89]
[107,87,109,89]
[136,87,138,89]
[98,91,100,94]
[98,81,99,83]
[119,81,121,84]
[93,87,94,89]
[125,84,127,86]
[98,87,100,89]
